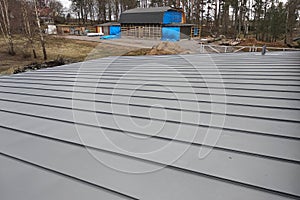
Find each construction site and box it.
[0,0,300,200]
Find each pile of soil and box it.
[239,38,288,48]
[123,48,151,56]
[148,42,189,55]
[123,42,190,56]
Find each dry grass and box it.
[239,38,288,47]
[123,48,151,56]
[0,35,136,75]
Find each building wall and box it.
[163,11,182,24]
[109,26,121,35]
[162,27,180,41]
[120,9,187,40]
[121,25,162,39]
[120,25,193,41]
[180,26,192,39]
[103,26,110,35]
[96,26,103,34]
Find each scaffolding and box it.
[121,25,162,40]
[191,25,201,39]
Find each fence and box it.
[121,25,162,40]
[200,44,300,54]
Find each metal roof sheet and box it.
[122,7,174,14]
[96,22,120,27]
[119,7,182,24]
[0,52,300,199]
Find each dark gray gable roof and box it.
[119,6,177,24]
[122,6,173,14]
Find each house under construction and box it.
[119,7,200,41]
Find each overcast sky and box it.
[59,0,71,8]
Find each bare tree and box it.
[0,0,15,55]
[33,0,47,60]
[21,0,37,58]
[96,0,107,23]
[49,0,64,16]
[285,0,300,44]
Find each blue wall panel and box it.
[162,27,180,41]
[163,11,182,24]
[193,28,199,36]
[109,26,121,35]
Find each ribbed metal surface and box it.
[0,52,299,199]
[119,7,175,24]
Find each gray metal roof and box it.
[122,7,174,14]
[164,23,194,27]
[96,22,120,27]
[0,52,300,199]
[119,7,180,24]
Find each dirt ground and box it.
[1,35,297,75]
[0,35,203,75]
[63,35,202,53]
[239,38,288,47]
[0,35,137,75]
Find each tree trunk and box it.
[108,2,112,21]
[33,0,47,60]
[21,0,37,59]
[81,5,85,25]
[0,0,15,55]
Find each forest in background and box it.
[68,0,299,43]
[0,0,299,57]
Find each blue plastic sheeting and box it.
[100,34,120,40]
[110,26,121,35]
[162,27,180,41]
[194,28,199,36]
[163,11,182,24]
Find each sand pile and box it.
[148,42,189,55]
